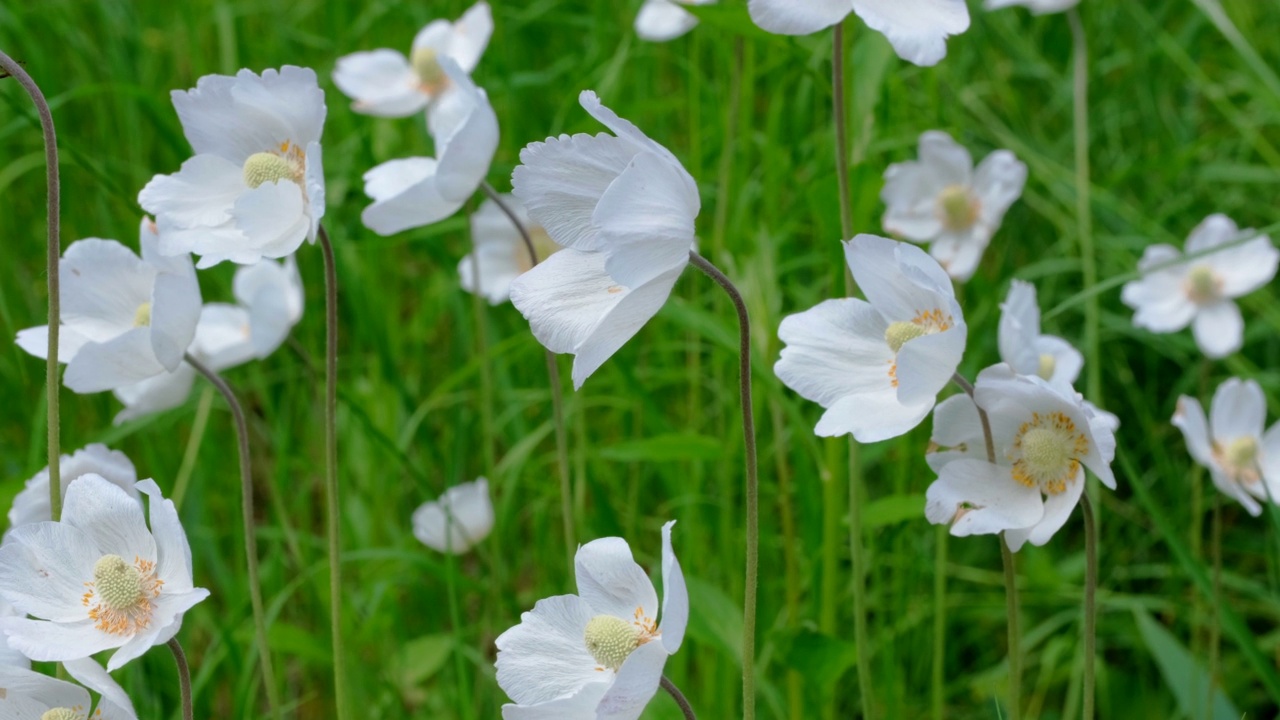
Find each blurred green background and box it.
[3,0,1280,717]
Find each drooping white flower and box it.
[635,0,714,42]
[925,364,1116,550]
[881,131,1027,281]
[460,195,562,304]
[1173,378,1280,516]
[0,664,136,720]
[998,280,1083,387]
[1121,214,1278,359]
[15,219,201,394]
[510,91,699,388]
[748,0,969,66]
[985,0,1080,13]
[496,522,687,719]
[138,66,326,268]
[775,234,967,442]
[362,58,498,235]
[333,2,493,117]
[8,444,139,533]
[0,475,209,670]
[412,478,495,554]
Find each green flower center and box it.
[938,184,979,232]
[41,710,82,720]
[884,321,930,354]
[1010,412,1089,495]
[133,302,152,327]
[1224,436,1258,468]
[242,152,298,189]
[411,47,448,93]
[1185,265,1221,304]
[584,614,641,671]
[1037,353,1056,381]
[93,554,145,611]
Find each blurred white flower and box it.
[1173,378,1280,516]
[362,58,498,235]
[635,0,713,42]
[333,1,492,117]
[998,280,1082,387]
[8,444,139,533]
[15,219,201,394]
[139,66,326,268]
[775,234,967,443]
[881,131,1027,281]
[412,478,495,554]
[925,364,1116,550]
[460,195,562,305]
[985,0,1080,13]
[0,663,135,720]
[0,475,209,670]
[496,522,687,719]
[510,91,699,388]
[1121,214,1278,359]
[748,0,969,66]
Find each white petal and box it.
[193,304,255,371]
[926,392,986,472]
[432,61,498,203]
[815,388,935,442]
[1192,301,1243,359]
[636,0,700,41]
[972,149,1027,223]
[852,0,970,67]
[332,50,427,118]
[105,588,208,671]
[925,460,1044,538]
[998,279,1042,376]
[64,329,167,393]
[1034,335,1083,386]
[7,445,139,533]
[916,131,973,186]
[147,256,201,372]
[501,683,610,720]
[64,656,138,720]
[0,522,97,621]
[413,2,494,73]
[985,0,1080,12]
[1211,234,1279,298]
[596,640,667,719]
[235,257,304,326]
[594,150,698,288]
[361,157,465,235]
[880,162,946,242]
[574,538,659,625]
[1210,378,1265,443]
[1209,468,1263,516]
[172,66,325,163]
[112,363,197,424]
[1258,422,1280,507]
[15,325,90,364]
[495,594,601,705]
[412,478,495,554]
[228,180,310,263]
[513,133,637,252]
[60,239,153,337]
[578,93,696,185]
[895,324,965,407]
[928,230,987,282]
[138,154,244,231]
[1019,468,1085,547]
[0,616,121,662]
[775,299,895,409]
[658,520,687,653]
[0,664,91,712]
[1121,244,1196,333]
[846,234,959,324]
[135,480,195,592]
[748,0,850,35]
[62,474,156,566]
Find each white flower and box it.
[333,1,492,117]
[0,664,136,720]
[1121,214,1278,359]
[412,478,495,554]
[15,219,201,394]
[998,280,1083,387]
[881,131,1027,281]
[138,66,326,268]
[510,91,699,388]
[635,0,713,42]
[985,0,1080,13]
[1172,378,1280,516]
[0,602,28,669]
[747,0,969,66]
[361,58,498,235]
[0,475,210,670]
[8,444,139,533]
[775,234,966,442]
[496,522,687,719]
[460,195,562,304]
[925,364,1116,551]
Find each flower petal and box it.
[895,324,965,407]
[412,478,495,554]
[1012,467,1084,549]
[816,388,935,442]
[846,234,959,324]
[7,445,139,535]
[432,60,499,204]
[1034,335,1083,387]
[636,0,700,41]
[64,657,138,720]
[925,460,1043,539]
[775,298,893,406]
[138,154,244,230]
[64,328,167,393]
[0,664,90,713]
[62,474,156,566]
[501,683,610,720]
[852,0,969,67]
[332,50,427,118]
[362,158,466,235]
[147,257,201,372]
[0,522,97,621]
[594,150,697,288]
[926,392,986,472]
[575,538,659,625]
[112,363,197,424]
[658,520,687,653]
[748,0,850,35]
[105,588,209,671]
[1192,300,1242,359]
[1210,377,1265,443]
[60,239,153,336]
[972,149,1027,223]
[998,279,1042,376]
[513,133,637,252]
[1121,245,1196,333]
[135,480,195,592]
[172,66,325,163]
[227,180,310,264]
[413,1,494,74]
[597,640,668,720]
[495,594,601,705]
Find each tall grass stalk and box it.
[1067,8,1099,404]
[1081,490,1098,720]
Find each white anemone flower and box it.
[1120,214,1278,359]
[362,58,498,235]
[510,91,699,388]
[775,234,967,442]
[0,664,135,720]
[411,478,495,554]
[8,444,139,533]
[138,66,326,268]
[0,602,28,669]
[986,0,1080,13]
[748,0,969,66]
[0,475,210,670]
[496,522,687,719]
[635,0,714,42]
[15,220,201,394]
[925,364,1116,550]
[998,280,1083,387]
[881,131,1027,281]
[460,195,562,304]
[333,2,492,117]
[1173,378,1280,516]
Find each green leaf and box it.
[598,434,723,462]
[862,493,925,530]
[1133,609,1240,719]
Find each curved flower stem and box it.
[661,675,698,720]
[318,226,350,719]
[167,638,194,720]
[1067,8,1099,404]
[0,50,62,521]
[687,251,758,720]
[479,181,575,571]
[1208,494,1222,713]
[184,354,281,719]
[952,372,1019,720]
[1081,490,1098,720]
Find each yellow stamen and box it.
[242,152,298,189]
[938,185,980,232]
[411,47,449,93]
[41,709,83,720]
[885,321,929,353]
[1037,353,1056,381]
[133,302,152,327]
[584,615,641,672]
[1009,411,1089,495]
[1185,265,1222,304]
[84,554,163,636]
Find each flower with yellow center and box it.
[459,195,564,305]
[496,522,687,719]
[1173,377,1280,516]
[0,664,136,720]
[925,364,1116,551]
[0,475,209,671]
[748,0,969,67]
[997,280,1084,388]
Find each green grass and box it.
[3,0,1280,717]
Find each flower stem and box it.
[833,22,854,245]
[0,50,61,521]
[1067,8,1099,405]
[167,638,194,720]
[468,247,497,477]
[661,675,698,720]
[479,182,575,571]
[318,226,349,719]
[172,386,214,511]
[932,525,948,720]
[1081,490,1098,720]
[1208,495,1223,715]
[185,354,281,719]
[687,252,757,720]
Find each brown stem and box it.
[168,638,194,720]
[661,675,697,720]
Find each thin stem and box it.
[661,675,698,720]
[833,22,854,243]
[479,181,575,571]
[1208,495,1223,713]
[0,51,61,521]
[1081,491,1098,720]
[1067,8,1099,404]
[318,226,349,719]
[172,386,215,511]
[185,354,281,720]
[167,638,194,720]
[468,245,497,477]
[444,551,475,720]
[687,252,757,720]
[932,526,947,720]
[950,373,996,463]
